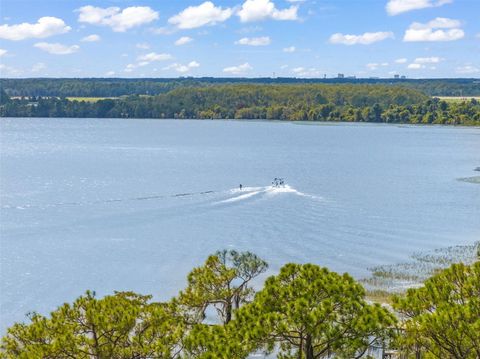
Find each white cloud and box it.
[34,42,79,55]
[235,36,271,46]
[124,52,173,72]
[283,46,296,52]
[31,62,46,72]
[164,61,200,73]
[237,0,298,22]
[0,49,7,57]
[138,52,173,62]
[77,6,159,32]
[81,34,100,42]
[329,31,394,45]
[175,36,193,46]
[151,27,178,35]
[292,67,322,77]
[136,43,150,49]
[386,0,452,16]
[366,62,389,70]
[124,64,136,72]
[105,71,116,76]
[407,63,423,69]
[0,17,71,41]
[455,65,479,74]
[395,58,408,63]
[403,17,464,42]
[168,2,232,29]
[223,62,253,75]
[476,33,480,39]
[413,56,442,63]
[0,64,22,76]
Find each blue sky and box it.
[0,0,479,78]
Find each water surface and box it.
[1,118,479,331]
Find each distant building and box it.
[337,73,344,78]
[346,75,356,79]
[400,75,406,79]
[394,74,400,79]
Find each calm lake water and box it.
[1,118,479,331]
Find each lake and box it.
[1,118,479,332]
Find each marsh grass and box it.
[361,242,479,301]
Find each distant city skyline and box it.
[0,0,479,78]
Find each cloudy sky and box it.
[0,0,479,78]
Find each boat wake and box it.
[2,183,320,210]
[216,184,320,204]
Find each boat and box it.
[272,178,285,188]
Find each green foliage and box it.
[177,250,268,324]
[1,84,479,125]
[0,291,185,359]
[1,252,478,359]
[1,78,479,97]
[234,263,396,359]
[392,262,480,358]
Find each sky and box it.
[0,0,479,78]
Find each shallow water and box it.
[1,118,479,331]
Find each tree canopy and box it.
[1,252,478,359]
[393,261,480,359]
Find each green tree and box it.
[393,262,480,359]
[1,291,185,359]
[235,263,396,359]
[177,250,268,325]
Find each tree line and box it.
[1,249,479,358]
[1,85,479,125]
[1,78,479,97]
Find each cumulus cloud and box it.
[237,0,298,22]
[164,61,200,73]
[366,62,389,70]
[31,62,47,72]
[175,36,193,46]
[136,43,150,49]
[0,17,71,41]
[406,56,443,69]
[168,2,232,29]
[77,6,159,32]
[105,71,116,76]
[81,34,100,42]
[455,65,479,74]
[124,52,173,72]
[34,42,79,55]
[0,64,22,76]
[329,31,394,45]
[407,63,423,69]
[0,49,7,57]
[223,62,253,75]
[395,58,408,63]
[292,67,322,77]
[403,17,464,42]
[386,0,452,16]
[138,52,173,62]
[283,46,296,52]
[235,36,271,46]
[413,56,442,63]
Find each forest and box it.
[1,250,479,359]
[1,78,479,97]
[1,84,480,125]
